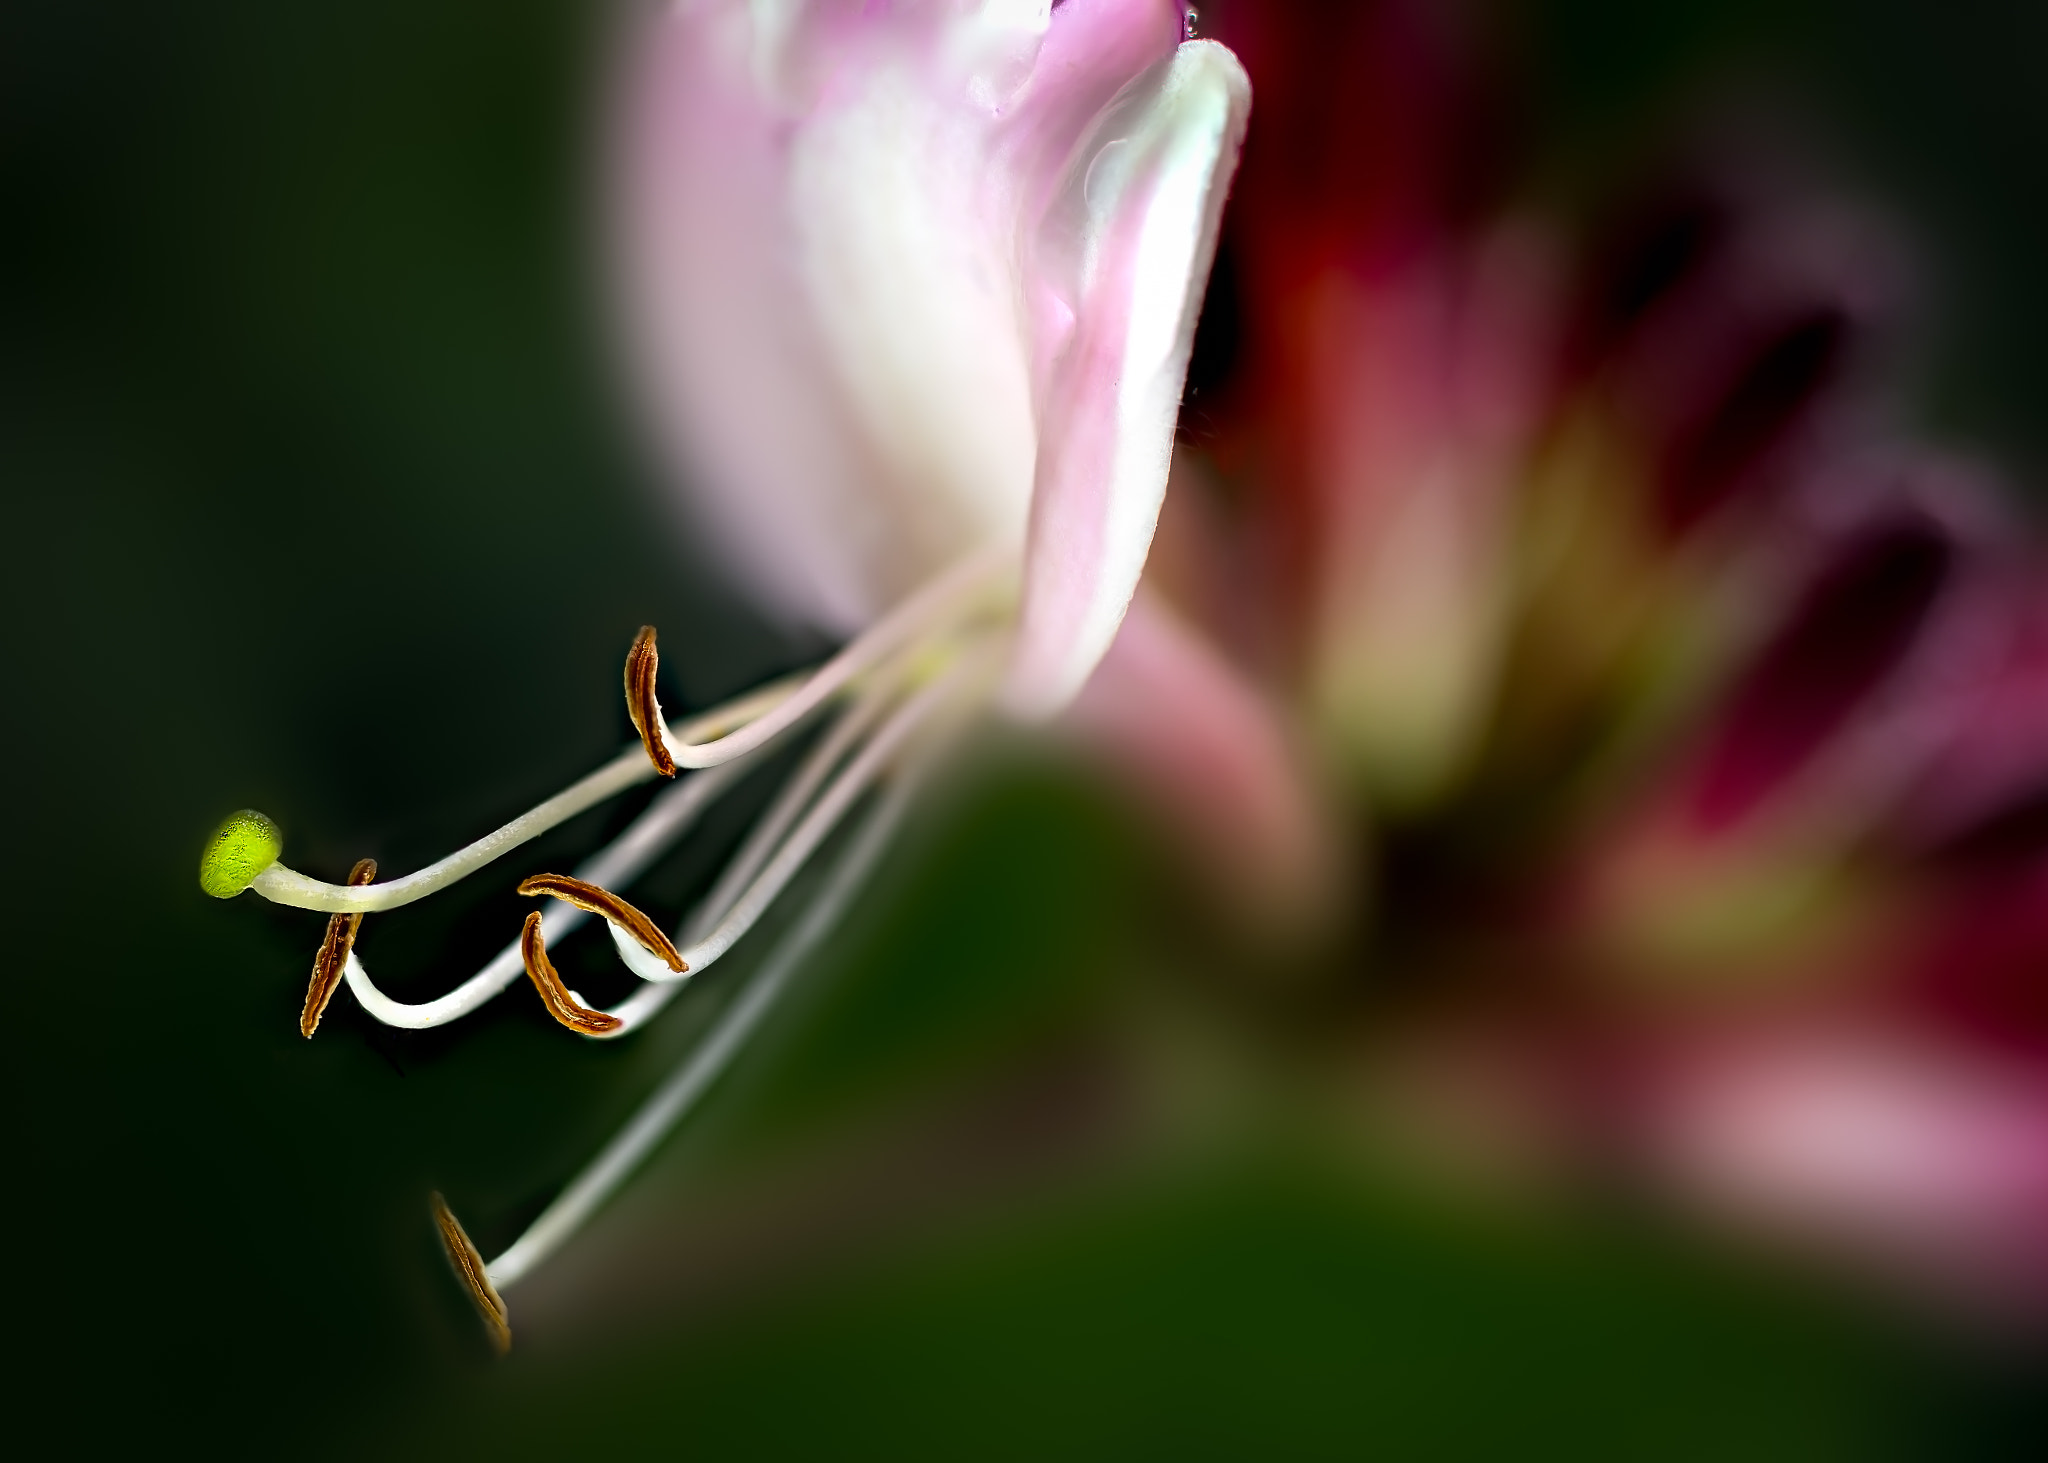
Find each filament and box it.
[257,743,662,915]
[484,774,919,1290]
[658,544,1009,771]
[589,646,988,1046]
[690,663,908,944]
[340,660,915,1031]
[671,670,959,973]
[246,547,1007,915]
[587,661,913,1025]
[342,756,752,1029]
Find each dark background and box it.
[6,1,2048,1456]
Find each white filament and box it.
[665,670,959,977]
[595,674,905,992]
[342,650,918,1030]
[342,757,752,1029]
[250,547,1009,915]
[486,775,917,1289]
[592,653,981,1037]
[661,542,1009,769]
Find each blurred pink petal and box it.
[1656,1030,2048,1300]
[1581,185,1897,536]
[1067,591,1342,934]
[1891,563,2048,859]
[1686,510,1953,836]
[1292,232,1551,806]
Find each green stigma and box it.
[199,809,283,898]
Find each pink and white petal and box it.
[787,38,1044,605]
[1004,40,1252,717]
[611,1,889,632]
[1002,0,1186,216]
[612,0,1060,631]
[1066,591,1344,936]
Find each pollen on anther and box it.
[431,1191,511,1355]
[625,625,677,778]
[301,857,377,1039]
[517,872,687,973]
[518,912,625,1036]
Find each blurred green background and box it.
[5,1,2048,1456]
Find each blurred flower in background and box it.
[1076,0,2048,1315]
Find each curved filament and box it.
[341,757,749,1029]
[247,549,1003,916]
[484,776,918,1289]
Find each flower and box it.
[1093,0,2048,1309]
[197,0,1250,1345]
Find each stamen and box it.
[667,664,969,976]
[233,548,1008,916]
[430,1191,511,1355]
[517,873,685,973]
[519,912,624,1036]
[341,756,752,1031]
[624,625,676,778]
[659,544,1010,771]
[301,858,377,1038]
[483,774,920,1289]
[574,665,913,1030]
[689,669,907,945]
[594,642,994,1037]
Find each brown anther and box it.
[430,1191,511,1356]
[515,872,687,974]
[518,912,624,1036]
[625,624,676,778]
[301,857,378,1039]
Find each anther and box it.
[624,625,676,778]
[430,1191,511,1356]
[301,858,378,1038]
[516,873,687,973]
[518,912,624,1035]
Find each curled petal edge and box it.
[1004,39,1253,718]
